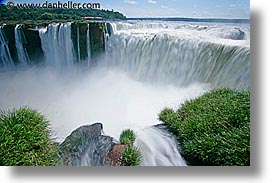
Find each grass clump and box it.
[159,88,250,166]
[122,145,141,166]
[119,129,141,166]
[119,129,136,145]
[0,107,58,166]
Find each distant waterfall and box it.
[14,24,30,65]
[0,26,14,68]
[77,25,81,63]
[105,22,250,90]
[39,22,75,69]
[86,24,91,66]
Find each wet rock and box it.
[59,123,115,166]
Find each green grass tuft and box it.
[159,88,250,166]
[119,129,141,166]
[119,129,136,145]
[0,107,58,166]
[122,145,141,166]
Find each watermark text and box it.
[6,1,101,9]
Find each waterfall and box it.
[135,126,187,166]
[105,22,250,90]
[14,24,30,65]
[0,21,250,166]
[77,24,81,63]
[0,25,14,68]
[86,24,91,66]
[39,22,75,69]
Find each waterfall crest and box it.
[105,22,250,90]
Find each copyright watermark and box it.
[6,1,14,9]
[5,1,101,9]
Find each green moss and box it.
[159,88,250,166]
[2,25,18,64]
[23,26,44,64]
[71,22,105,63]
[0,107,58,166]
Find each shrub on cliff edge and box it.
[0,107,58,166]
[159,88,250,166]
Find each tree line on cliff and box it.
[0,4,126,24]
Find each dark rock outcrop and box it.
[59,123,115,166]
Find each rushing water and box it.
[0,21,250,166]
[39,22,75,69]
[0,26,14,68]
[14,24,30,65]
[104,21,250,90]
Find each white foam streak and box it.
[86,24,91,66]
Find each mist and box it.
[0,66,209,142]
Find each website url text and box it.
[6,1,101,9]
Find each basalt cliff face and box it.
[0,22,105,67]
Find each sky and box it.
[4,0,250,19]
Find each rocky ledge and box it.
[58,123,126,166]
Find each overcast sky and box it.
[7,0,250,19]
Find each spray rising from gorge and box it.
[0,21,250,166]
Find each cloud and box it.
[215,5,222,8]
[160,5,168,9]
[124,0,138,5]
[148,0,157,4]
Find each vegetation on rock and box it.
[119,129,136,145]
[119,129,141,166]
[122,145,141,166]
[0,107,58,166]
[159,88,250,166]
[0,4,126,24]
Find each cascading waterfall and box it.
[39,22,75,68]
[77,24,81,63]
[86,24,91,66]
[0,21,250,166]
[135,126,187,166]
[105,22,250,90]
[14,24,30,65]
[0,25,14,68]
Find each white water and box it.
[0,21,250,166]
[77,24,81,63]
[39,22,75,69]
[136,126,187,166]
[0,26,14,68]
[105,21,250,90]
[86,24,91,66]
[14,24,30,65]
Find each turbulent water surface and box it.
[0,21,250,166]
